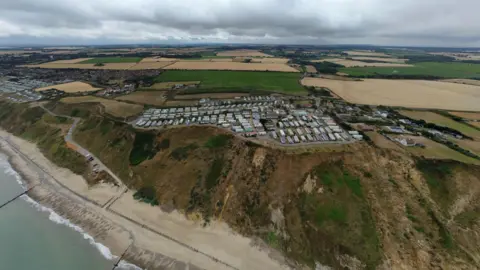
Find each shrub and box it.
[205,134,231,148]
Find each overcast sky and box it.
[1,0,479,47]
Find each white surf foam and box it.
[22,195,116,260]
[0,153,26,189]
[0,149,143,269]
[117,260,144,270]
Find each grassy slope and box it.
[4,101,479,269]
[340,62,480,78]
[69,115,480,269]
[155,70,306,94]
[80,57,143,63]
[0,103,87,174]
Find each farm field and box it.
[448,111,480,120]
[163,61,299,72]
[248,57,289,64]
[442,79,480,87]
[60,96,143,118]
[470,122,480,128]
[344,50,391,57]
[140,57,179,62]
[314,58,412,67]
[128,62,174,70]
[339,62,480,78]
[398,110,480,140]
[48,58,93,64]
[35,81,101,93]
[216,49,272,57]
[301,78,480,111]
[305,65,317,73]
[351,57,407,63]
[163,100,199,107]
[174,93,249,100]
[365,132,403,150]
[393,135,480,165]
[115,91,166,106]
[143,81,200,90]
[452,139,480,156]
[430,52,480,61]
[156,70,306,94]
[79,57,143,63]
[24,63,137,70]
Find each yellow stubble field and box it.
[312,58,412,67]
[35,81,101,93]
[216,50,273,57]
[301,78,480,112]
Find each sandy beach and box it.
[0,129,290,270]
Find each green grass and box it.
[129,132,158,165]
[155,70,306,94]
[205,134,231,149]
[314,203,347,225]
[80,57,143,64]
[296,162,381,269]
[205,158,224,190]
[266,231,280,248]
[133,186,159,206]
[340,62,480,78]
[400,111,480,139]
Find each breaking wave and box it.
[0,153,26,189]
[0,153,143,269]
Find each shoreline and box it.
[0,129,291,270]
[0,147,140,270]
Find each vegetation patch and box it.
[205,134,232,149]
[133,186,159,205]
[129,132,159,165]
[290,162,380,269]
[205,158,224,190]
[416,159,455,209]
[170,144,198,161]
[454,209,480,228]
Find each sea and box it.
[0,153,140,270]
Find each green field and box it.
[154,70,306,94]
[80,57,143,64]
[340,62,480,78]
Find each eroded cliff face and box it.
[3,101,479,269]
[69,114,480,270]
[1,96,477,270]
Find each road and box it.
[0,132,239,270]
[40,105,125,190]
[6,106,238,269]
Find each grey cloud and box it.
[0,0,479,46]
